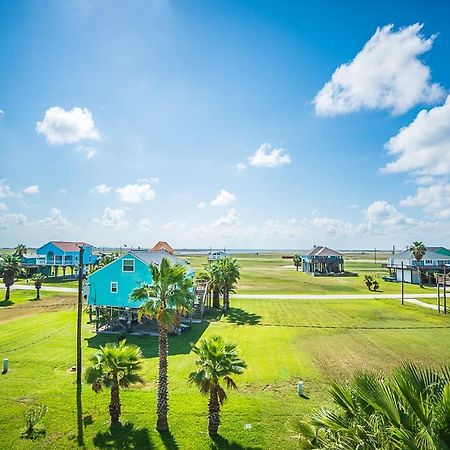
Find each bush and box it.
[23,404,47,439]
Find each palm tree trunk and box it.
[5,285,10,301]
[208,387,220,436]
[109,380,121,426]
[36,288,40,300]
[417,267,423,288]
[157,325,169,431]
[212,289,220,308]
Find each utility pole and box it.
[401,261,404,306]
[77,245,84,384]
[437,273,441,314]
[444,265,448,315]
[374,248,377,264]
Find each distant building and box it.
[302,246,344,275]
[21,241,98,277]
[387,246,450,284]
[207,249,227,263]
[151,241,174,255]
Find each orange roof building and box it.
[151,241,174,255]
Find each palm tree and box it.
[293,255,302,272]
[13,244,27,258]
[85,340,144,426]
[217,258,240,312]
[197,261,223,309]
[0,254,22,301]
[32,273,46,300]
[188,336,247,436]
[410,241,427,287]
[295,363,450,449]
[131,257,194,432]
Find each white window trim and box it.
[110,282,119,293]
[122,259,135,273]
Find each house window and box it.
[122,259,135,272]
[111,282,118,293]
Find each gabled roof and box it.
[151,241,174,254]
[49,241,92,252]
[307,246,342,257]
[393,246,450,260]
[130,250,189,269]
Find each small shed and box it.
[302,246,344,275]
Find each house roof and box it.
[151,241,174,254]
[49,241,92,252]
[393,247,450,260]
[307,246,342,257]
[130,250,189,269]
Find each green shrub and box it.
[23,404,47,438]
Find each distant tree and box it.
[293,255,302,272]
[85,340,144,426]
[97,252,119,269]
[372,280,379,292]
[364,275,374,291]
[32,274,46,300]
[1,254,22,300]
[14,244,27,258]
[131,258,194,431]
[189,336,246,436]
[410,241,426,288]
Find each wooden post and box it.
[76,246,84,385]
[437,274,441,314]
[444,265,447,315]
[401,262,404,306]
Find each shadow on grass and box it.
[93,422,153,449]
[225,308,261,326]
[0,299,14,307]
[158,430,179,449]
[87,321,211,358]
[209,435,263,450]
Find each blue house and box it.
[22,241,99,277]
[302,246,344,275]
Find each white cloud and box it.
[197,202,206,209]
[139,218,152,232]
[248,143,291,168]
[0,212,27,229]
[116,182,156,204]
[210,189,236,207]
[0,109,4,117]
[37,207,72,228]
[94,207,129,229]
[22,185,39,195]
[77,145,98,159]
[212,208,239,227]
[0,202,7,211]
[383,95,450,176]
[91,184,111,194]
[162,220,186,231]
[314,24,444,116]
[363,200,415,233]
[401,184,450,218]
[0,180,17,199]
[36,106,101,145]
[236,162,247,172]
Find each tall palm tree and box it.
[32,273,46,300]
[217,258,240,312]
[197,261,223,309]
[293,254,302,272]
[295,363,450,449]
[0,254,22,301]
[131,257,194,432]
[410,241,427,288]
[13,243,27,258]
[85,340,144,426]
[189,336,246,436]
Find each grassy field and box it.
[1,284,449,449]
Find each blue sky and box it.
[1,0,450,249]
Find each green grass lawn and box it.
[15,278,79,288]
[1,288,449,449]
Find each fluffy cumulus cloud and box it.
[94,207,129,229]
[116,182,156,204]
[0,212,27,229]
[36,106,101,145]
[383,95,450,176]
[401,184,450,218]
[212,208,239,227]
[363,200,415,233]
[236,162,247,172]
[91,184,111,194]
[248,143,291,168]
[0,180,17,199]
[22,185,39,195]
[210,189,236,207]
[76,145,98,159]
[37,207,72,228]
[314,24,444,116]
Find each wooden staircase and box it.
[191,282,208,321]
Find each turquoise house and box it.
[87,250,194,310]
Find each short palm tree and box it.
[217,258,240,312]
[198,261,223,309]
[293,254,302,272]
[1,254,22,301]
[14,244,27,258]
[131,257,194,432]
[85,340,144,426]
[189,336,247,436]
[410,241,427,287]
[32,274,46,300]
[295,363,450,449]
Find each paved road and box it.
[232,293,437,300]
[0,284,77,293]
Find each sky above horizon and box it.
[1,0,450,250]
